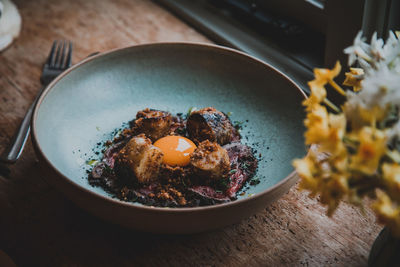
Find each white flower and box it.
[344,31,371,66]
[383,32,399,54]
[345,30,400,73]
[382,33,400,71]
[392,57,400,74]
[345,65,400,119]
[358,57,373,74]
[361,67,400,107]
[370,32,385,61]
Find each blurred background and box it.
[1,0,400,97]
[157,0,400,101]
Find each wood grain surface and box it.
[0,0,382,266]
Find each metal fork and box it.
[1,40,73,163]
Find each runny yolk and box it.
[153,136,197,166]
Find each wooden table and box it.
[0,0,382,266]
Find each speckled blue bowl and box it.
[32,43,306,233]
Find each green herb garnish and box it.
[186,107,197,118]
[233,120,244,130]
[86,159,99,166]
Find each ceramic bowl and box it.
[32,43,306,234]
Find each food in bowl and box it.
[89,107,258,207]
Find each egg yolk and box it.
[153,136,196,166]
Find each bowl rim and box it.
[31,41,307,213]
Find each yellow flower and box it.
[304,104,330,145]
[303,61,343,110]
[358,105,388,124]
[372,190,400,237]
[349,127,387,175]
[343,103,388,132]
[319,113,346,155]
[314,61,345,96]
[303,103,347,156]
[294,31,400,234]
[382,163,400,190]
[294,143,350,216]
[331,154,348,173]
[313,61,341,86]
[382,163,400,202]
[303,81,327,111]
[320,172,349,216]
[343,68,364,91]
[293,155,319,193]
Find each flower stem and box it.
[329,80,346,96]
[323,98,341,113]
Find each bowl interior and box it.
[34,43,306,205]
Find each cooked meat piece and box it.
[103,141,127,168]
[187,107,239,145]
[115,134,163,184]
[223,142,258,198]
[190,140,230,180]
[188,186,230,203]
[133,108,172,142]
[91,162,106,180]
[170,114,187,136]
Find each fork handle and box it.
[1,87,44,163]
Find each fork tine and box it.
[45,40,57,66]
[59,40,67,68]
[66,41,73,68]
[53,41,63,68]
